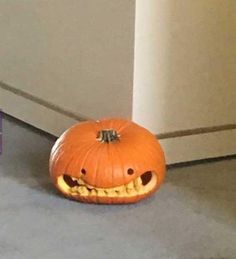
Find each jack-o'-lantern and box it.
[49,118,165,204]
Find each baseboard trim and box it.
[157,124,236,139]
[160,129,236,164]
[0,81,89,122]
[0,83,80,136]
[167,154,236,169]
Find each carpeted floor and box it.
[0,115,235,259]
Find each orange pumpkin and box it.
[49,118,166,204]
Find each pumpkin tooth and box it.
[126,188,136,196]
[95,187,105,192]
[134,177,142,187]
[70,187,77,193]
[97,190,106,197]
[78,178,85,185]
[78,186,88,195]
[126,181,134,190]
[137,185,144,193]
[105,189,112,194]
[108,190,118,197]
[134,177,142,191]
[113,185,125,192]
[90,189,97,196]
[105,189,117,197]
[104,190,109,196]
[114,190,120,196]
[82,187,89,195]
[77,186,83,193]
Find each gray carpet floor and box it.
[0,115,235,259]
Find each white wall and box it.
[0,0,135,120]
[133,0,236,163]
[133,0,236,134]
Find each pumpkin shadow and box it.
[165,158,236,225]
[65,191,158,215]
[2,115,58,196]
[17,147,58,196]
[8,145,58,196]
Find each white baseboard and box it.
[0,86,78,136]
[1,87,235,164]
[160,130,236,164]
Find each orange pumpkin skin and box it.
[49,118,166,204]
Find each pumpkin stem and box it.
[97,129,120,143]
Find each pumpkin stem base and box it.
[97,129,120,143]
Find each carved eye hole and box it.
[127,168,134,175]
[140,171,152,186]
[81,168,86,175]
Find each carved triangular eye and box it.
[140,171,152,186]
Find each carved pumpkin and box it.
[49,118,165,204]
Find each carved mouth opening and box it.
[57,171,157,198]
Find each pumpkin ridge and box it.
[61,140,94,175]
[108,143,114,204]
[117,120,133,133]
[79,142,101,173]
[50,149,66,178]
[93,144,104,203]
[112,141,125,204]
